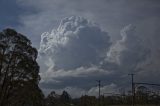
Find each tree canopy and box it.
[0,28,44,106]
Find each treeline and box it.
[45,90,160,106]
[45,91,72,106]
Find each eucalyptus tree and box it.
[0,28,44,106]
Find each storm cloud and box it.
[38,16,114,96]
[39,16,160,97]
[39,16,111,70]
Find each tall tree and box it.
[45,91,60,106]
[0,28,44,106]
[60,91,71,103]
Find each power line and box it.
[134,82,160,86]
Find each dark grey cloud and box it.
[0,0,21,30]
[16,0,160,48]
[132,18,160,83]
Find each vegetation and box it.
[45,91,72,106]
[0,28,45,106]
[45,89,160,106]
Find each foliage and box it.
[45,90,160,106]
[45,91,72,106]
[0,28,44,106]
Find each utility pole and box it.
[96,80,101,106]
[128,74,135,106]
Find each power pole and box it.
[96,80,101,106]
[128,74,135,106]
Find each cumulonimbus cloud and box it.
[39,16,160,97]
[38,16,113,95]
[39,16,111,71]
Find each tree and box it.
[0,28,44,106]
[45,91,72,106]
[60,91,71,103]
[80,95,97,106]
[45,91,60,106]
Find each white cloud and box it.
[41,66,111,83]
[39,16,111,70]
[38,16,112,91]
[106,24,150,72]
[88,83,118,96]
[106,20,160,83]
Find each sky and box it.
[1,0,160,97]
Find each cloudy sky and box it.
[1,0,160,97]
